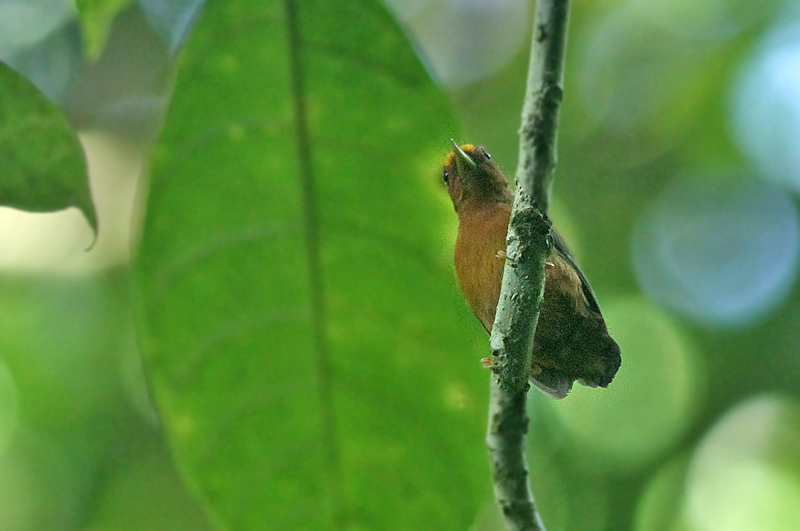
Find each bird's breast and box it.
[453,204,512,332]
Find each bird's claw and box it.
[481,356,499,369]
[495,250,517,263]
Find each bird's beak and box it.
[450,139,476,175]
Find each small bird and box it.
[443,140,621,398]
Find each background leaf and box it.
[136,1,489,529]
[0,61,96,233]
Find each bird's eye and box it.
[485,151,492,160]
[443,170,449,184]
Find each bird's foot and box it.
[481,356,500,369]
[495,250,516,263]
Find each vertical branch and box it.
[486,1,571,530]
[516,0,570,212]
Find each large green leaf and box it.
[0,61,96,232]
[136,1,490,529]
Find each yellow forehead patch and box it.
[443,143,477,165]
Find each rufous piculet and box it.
[443,140,621,398]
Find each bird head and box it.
[442,140,513,212]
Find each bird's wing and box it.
[550,229,603,315]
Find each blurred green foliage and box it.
[75,0,131,59]
[1,0,800,530]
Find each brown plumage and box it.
[443,141,621,398]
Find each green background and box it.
[1,0,799,530]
